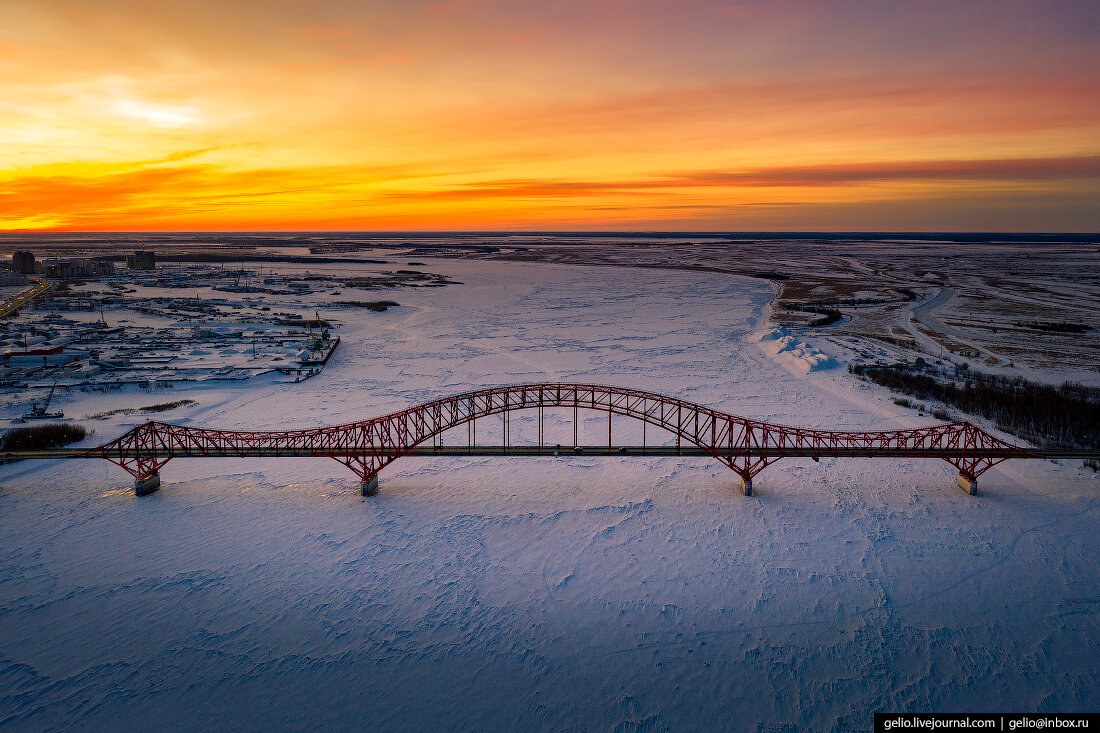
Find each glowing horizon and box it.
[2,0,1099,233]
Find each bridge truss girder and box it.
[87,383,1030,489]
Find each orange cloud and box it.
[3,0,1099,231]
[369,156,1100,202]
[4,154,1097,232]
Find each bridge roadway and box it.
[4,445,1094,498]
[0,280,54,320]
[5,445,1094,460]
[5,383,1092,498]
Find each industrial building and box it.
[126,251,156,270]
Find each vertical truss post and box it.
[677,404,682,456]
[608,398,612,453]
[573,399,578,448]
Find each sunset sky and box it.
[2,0,1098,232]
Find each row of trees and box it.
[783,304,842,327]
[850,364,1099,450]
[1013,321,1092,334]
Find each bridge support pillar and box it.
[361,475,379,497]
[957,473,977,496]
[134,472,161,496]
[740,477,752,496]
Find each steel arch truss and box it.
[86,383,1030,485]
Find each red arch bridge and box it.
[4,384,1092,497]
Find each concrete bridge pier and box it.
[957,473,977,495]
[740,477,753,496]
[361,475,379,497]
[134,472,161,496]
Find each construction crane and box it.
[308,311,330,354]
[21,381,64,421]
[305,320,317,352]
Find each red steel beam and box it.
[82,383,1036,484]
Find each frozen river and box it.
[1,259,1097,730]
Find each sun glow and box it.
[115,99,203,128]
[1,0,1098,231]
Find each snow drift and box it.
[755,326,837,373]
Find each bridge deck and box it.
[0,281,53,320]
[4,445,1096,460]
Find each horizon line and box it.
[1,230,1098,238]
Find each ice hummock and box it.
[756,326,837,373]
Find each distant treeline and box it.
[799,305,843,327]
[1014,321,1092,334]
[100,252,393,266]
[850,363,1100,450]
[809,312,842,327]
[334,300,400,311]
[279,318,334,328]
[86,399,196,420]
[783,303,843,326]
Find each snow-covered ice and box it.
[1,260,1098,730]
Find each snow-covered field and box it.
[1,260,1098,730]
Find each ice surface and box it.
[1,260,1097,730]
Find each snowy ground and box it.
[1,260,1098,730]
